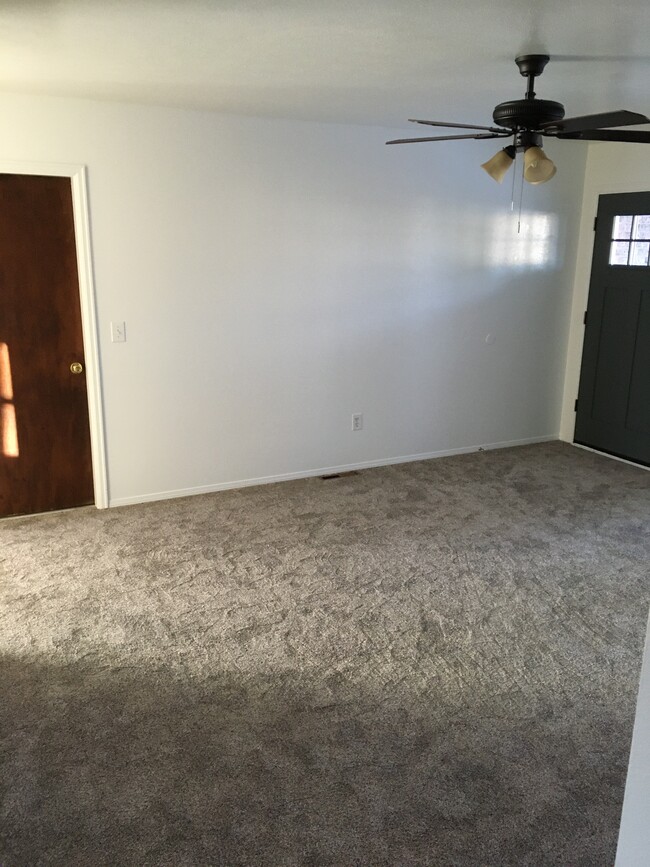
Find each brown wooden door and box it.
[0,174,94,517]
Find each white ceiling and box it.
[0,0,649,129]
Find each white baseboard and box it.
[109,434,558,508]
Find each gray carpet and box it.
[1,441,649,866]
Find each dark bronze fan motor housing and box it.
[494,54,564,135]
[492,98,565,131]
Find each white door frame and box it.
[0,161,108,508]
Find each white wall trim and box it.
[110,435,557,507]
[615,610,650,866]
[0,160,109,508]
[559,169,650,443]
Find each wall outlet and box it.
[351,413,363,431]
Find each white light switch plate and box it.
[111,321,126,343]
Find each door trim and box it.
[0,161,108,509]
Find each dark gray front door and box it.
[574,191,650,466]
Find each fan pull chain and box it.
[509,152,525,234]
[517,155,525,234]
[510,151,517,211]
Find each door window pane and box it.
[629,241,650,266]
[613,215,633,238]
[609,241,630,266]
[633,215,650,240]
[609,214,650,266]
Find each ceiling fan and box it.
[387,54,650,184]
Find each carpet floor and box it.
[1,442,649,866]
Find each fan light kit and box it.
[387,54,650,185]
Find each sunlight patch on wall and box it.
[488,212,559,269]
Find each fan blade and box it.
[542,110,650,134]
[409,118,509,133]
[554,129,650,143]
[386,132,511,145]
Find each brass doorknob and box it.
[70,362,84,375]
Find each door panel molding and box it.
[0,161,108,509]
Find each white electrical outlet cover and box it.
[111,321,126,343]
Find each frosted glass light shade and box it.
[481,147,515,183]
[523,147,556,184]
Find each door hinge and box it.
[583,310,588,325]
[574,399,579,412]
[593,216,598,231]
